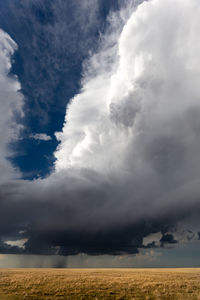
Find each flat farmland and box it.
[0,268,200,299]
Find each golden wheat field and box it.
[0,268,200,300]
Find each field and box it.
[0,268,200,299]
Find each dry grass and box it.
[0,268,200,299]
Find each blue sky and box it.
[0,0,120,179]
[0,0,200,267]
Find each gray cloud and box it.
[0,0,200,258]
[30,133,52,141]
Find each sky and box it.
[0,0,200,268]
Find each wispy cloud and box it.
[30,133,52,141]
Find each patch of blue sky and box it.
[0,0,120,179]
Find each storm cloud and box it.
[0,0,200,258]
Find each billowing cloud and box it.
[52,0,200,253]
[0,0,200,258]
[0,29,23,182]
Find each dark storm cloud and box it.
[0,0,200,258]
[160,234,178,246]
[0,169,198,256]
[0,241,23,255]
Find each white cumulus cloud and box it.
[54,0,200,224]
[0,29,24,182]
